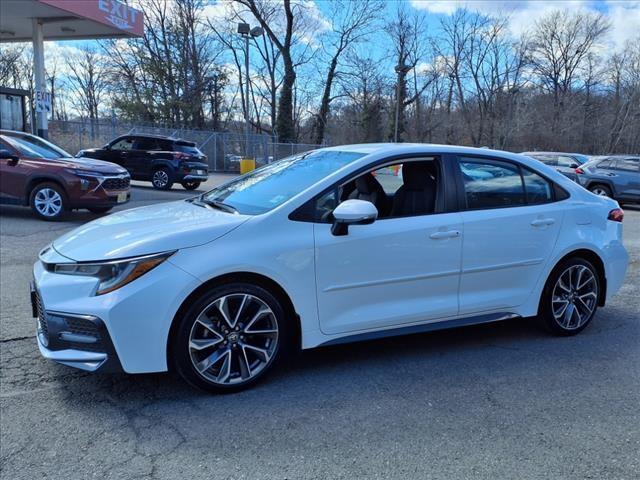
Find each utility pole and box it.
[237,22,263,159]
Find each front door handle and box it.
[430,230,461,240]
[531,218,555,227]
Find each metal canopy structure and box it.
[0,0,144,138]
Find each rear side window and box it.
[522,167,553,204]
[460,159,525,209]
[557,155,578,167]
[174,142,201,155]
[133,137,162,151]
[614,158,639,172]
[596,159,614,169]
[537,155,557,166]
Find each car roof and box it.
[121,133,183,142]
[521,151,584,156]
[324,143,520,158]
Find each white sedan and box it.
[32,144,629,392]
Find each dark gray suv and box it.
[576,156,640,204]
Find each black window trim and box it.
[452,154,569,212]
[289,153,457,223]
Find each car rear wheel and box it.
[152,168,173,190]
[589,184,612,198]
[539,258,600,335]
[181,181,201,191]
[173,283,288,393]
[87,207,113,214]
[30,183,67,221]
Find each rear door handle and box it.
[531,218,555,227]
[430,230,460,240]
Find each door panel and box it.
[459,203,564,314]
[0,157,31,203]
[314,213,463,335]
[456,157,565,314]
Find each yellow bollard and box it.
[240,158,256,174]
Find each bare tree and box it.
[528,10,610,131]
[65,46,108,132]
[311,0,381,145]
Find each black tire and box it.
[87,206,113,214]
[539,257,600,336]
[29,182,67,221]
[181,181,201,191]
[172,282,290,393]
[152,168,173,190]
[589,184,612,198]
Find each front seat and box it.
[348,173,389,216]
[390,162,437,217]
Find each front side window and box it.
[110,137,134,151]
[202,150,365,215]
[460,159,525,209]
[0,133,71,159]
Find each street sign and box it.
[35,90,51,113]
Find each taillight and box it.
[575,168,584,174]
[608,208,624,222]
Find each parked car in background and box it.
[576,155,640,204]
[521,151,589,181]
[0,130,130,220]
[78,134,209,190]
[32,144,628,392]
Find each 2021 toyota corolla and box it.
[31,144,629,392]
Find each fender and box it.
[583,177,616,195]
[24,174,68,205]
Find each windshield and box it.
[1,133,71,159]
[202,150,366,215]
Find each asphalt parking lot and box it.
[1,181,638,480]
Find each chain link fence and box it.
[48,119,325,173]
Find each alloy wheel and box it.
[551,265,598,330]
[591,187,609,197]
[188,293,279,385]
[34,188,63,217]
[153,170,169,188]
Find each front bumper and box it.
[31,283,122,372]
[32,254,200,374]
[181,174,208,182]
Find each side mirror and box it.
[0,149,19,163]
[569,163,579,169]
[331,199,378,236]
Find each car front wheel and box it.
[540,258,600,335]
[30,183,67,221]
[173,283,287,393]
[152,168,173,190]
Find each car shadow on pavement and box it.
[48,316,549,403]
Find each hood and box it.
[53,200,249,261]
[44,156,127,174]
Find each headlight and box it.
[64,168,105,178]
[52,251,175,295]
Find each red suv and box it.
[0,130,131,220]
